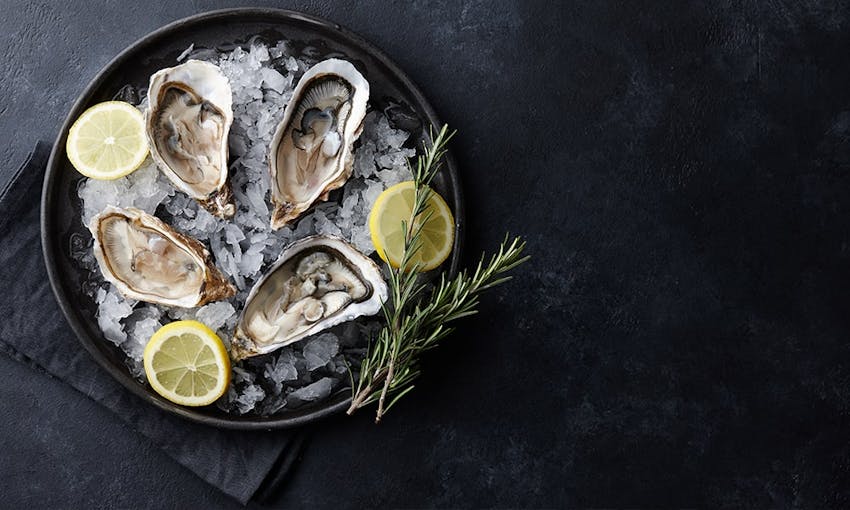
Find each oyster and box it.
[145,60,235,218]
[89,206,236,307]
[232,235,387,361]
[268,59,369,229]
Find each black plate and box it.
[41,8,464,430]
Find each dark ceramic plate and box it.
[41,8,463,430]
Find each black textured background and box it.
[3,0,850,507]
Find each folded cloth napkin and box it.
[0,143,306,505]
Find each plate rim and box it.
[41,7,465,430]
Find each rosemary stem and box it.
[347,383,372,415]
[346,125,529,421]
[375,356,395,423]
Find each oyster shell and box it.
[89,206,236,308]
[145,60,235,218]
[268,59,369,229]
[231,235,387,361]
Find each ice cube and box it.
[224,223,246,247]
[361,179,384,207]
[260,67,288,93]
[97,290,135,346]
[195,301,236,332]
[238,249,262,276]
[338,322,365,347]
[235,383,266,414]
[285,56,299,72]
[287,377,335,404]
[176,43,194,62]
[303,333,340,371]
[264,350,298,393]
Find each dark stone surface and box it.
[2,0,850,507]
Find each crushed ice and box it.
[75,39,416,415]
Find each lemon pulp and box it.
[143,320,231,407]
[66,101,149,180]
[369,181,454,271]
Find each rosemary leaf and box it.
[347,125,529,422]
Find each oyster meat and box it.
[145,60,235,218]
[268,59,369,229]
[232,235,387,361]
[89,206,236,307]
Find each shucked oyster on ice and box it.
[231,235,387,361]
[145,60,236,218]
[268,59,369,229]
[89,206,236,308]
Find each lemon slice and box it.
[143,320,231,407]
[66,101,149,180]
[369,181,455,271]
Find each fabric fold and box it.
[0,143,306,505]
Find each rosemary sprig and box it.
[347,125,529,422]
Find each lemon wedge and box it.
[369,181,454,271]
[143,320,231,407]
[66,101,149,180]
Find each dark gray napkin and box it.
[0,143,306,505]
